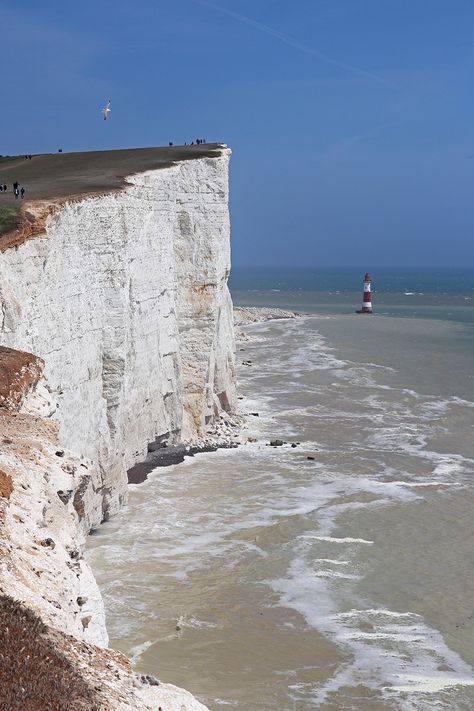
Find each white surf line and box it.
[310,604,474,705]
[247,317,474,705]
[315,558,350,566]
[299,534,374,545]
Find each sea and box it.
[87,267,474,711]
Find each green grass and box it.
[0,204,21,235]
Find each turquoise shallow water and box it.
[230,267,474,325]
[230,267,474,296]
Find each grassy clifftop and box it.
[0,144,224,238]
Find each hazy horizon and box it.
[230,264,474,270]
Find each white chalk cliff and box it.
[0,149,236,710]
[0,150,236,516]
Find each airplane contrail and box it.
[193,0,389,86]
[329,121,396,157]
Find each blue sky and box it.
[2,0,473,267]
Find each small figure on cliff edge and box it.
[20,187,25,199]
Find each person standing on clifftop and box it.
[20,187,25,199]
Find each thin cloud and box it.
[330,121,396,156]
[193,0,389,86]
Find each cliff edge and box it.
[0,146,236,709]
[0,146,236,517]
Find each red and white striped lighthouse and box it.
[357,272,373,314]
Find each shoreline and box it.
[127,306,300,485]
[91,304,474,710]
[233,305,300,325]
[127,442,239,484]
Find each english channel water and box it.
[87,274,474,710]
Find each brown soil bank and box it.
[0,596,99,711]
[0,143,225,249]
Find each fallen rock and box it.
[140,674,160,687]
[57,489,73,504]
[269,439,285,447]
[81,615,92,629]
[40,537,56,549]
[0,469,13,499]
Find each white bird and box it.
[101,100,111,120]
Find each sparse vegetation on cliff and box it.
[0,596,99,711]
[0,204,20,235]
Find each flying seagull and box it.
[101,100,111,121]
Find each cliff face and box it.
[0,346,209,709]
[0,350,108,648]
[0,149,236,710]
[0,151,236,519]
